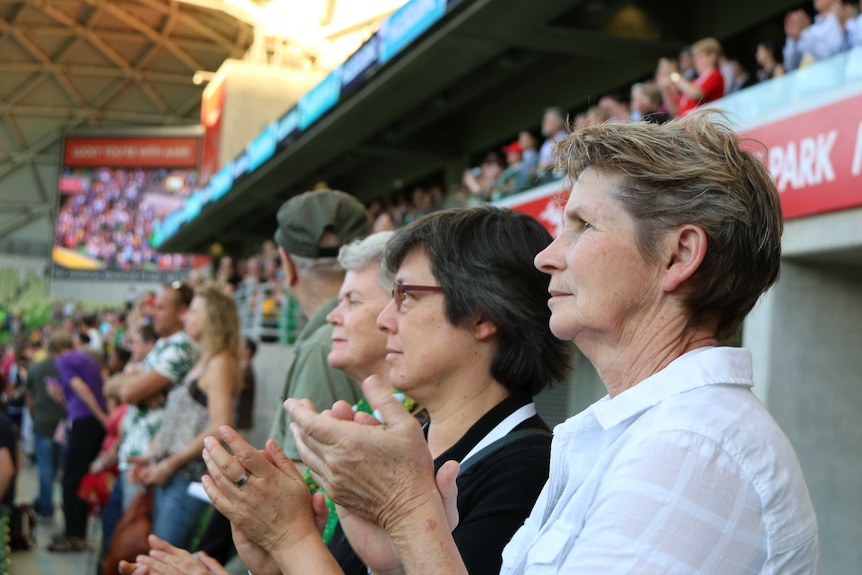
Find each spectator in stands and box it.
[678,46,697,80]
[783,0,846,71]
[217,256,242,294]
[598,92,631,122]
[659,37,725,118]
[538,107,568,180]
[48,330,107,553]
[268,189,370,467]
[583,105,610,126]
[630,81,670,123]
[372,210,398,233]
[725,60,753,93]
[130,286,242,549]
[755,40,785,82]
[463,152,505,203]
[106,346,131,376]
[845,2,862,47]
[82,314,103,355]
[99,283,197,559]
[0,411,16,512]
[25,335,66,520]
[492,141,524,200]
[518,130,539,181]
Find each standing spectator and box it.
[492,141,524,200]
[598,92,631,121]
[124,285,138,311]
[48,331,107,553]
[630,81,670,123]
[463,153,505,203]
[83,314,104,355]
[538,107,568,178]
[517,130,539,181]
[0,411,16,511]
[783,0,846,71]
[660,37,725,118]
[755,40,785,82]
[216,256,242,294]
[268,189,369,465]
[99,284,197,559]
[130,286,242,549]
[25,338,66,520]
[372,210,398,233]
[725,60,753,93]
[678,46,697,80]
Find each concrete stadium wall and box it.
[744,206,862,574]
[49,279,165,305]
[242,342,294,449]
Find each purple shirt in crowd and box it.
[56,350,106,422]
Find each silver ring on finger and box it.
[234,472,249,488]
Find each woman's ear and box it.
[472,316,499,342]
[662,224,707,293]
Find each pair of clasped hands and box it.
[119,375,460,575]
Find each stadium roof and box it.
[0,0,404,254]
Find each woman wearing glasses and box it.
[122,207,571,575]
[128,285,242,549]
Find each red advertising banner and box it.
[496,182,570,237]
[63,137,200,168]
[739,92,862,219]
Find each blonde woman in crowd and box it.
[129,285,242,549]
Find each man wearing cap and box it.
[191,189,371,564]
[269,189,370,466]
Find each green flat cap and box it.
[274,189,369,258]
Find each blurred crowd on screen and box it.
[54,168,197,272]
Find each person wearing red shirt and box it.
[659,37,725,118]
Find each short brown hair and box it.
[48,330,75,355]
[556,109,782,340]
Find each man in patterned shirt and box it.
[100,281,198,555]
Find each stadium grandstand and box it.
[1,0,861,572]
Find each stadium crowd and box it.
[1,3,856,572]
[54,168,197,272]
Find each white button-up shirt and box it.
[500,347,819,574]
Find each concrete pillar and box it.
[744,259,862,573]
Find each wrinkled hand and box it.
[118,534,228,575]
[288,375,440,535]
[230,522,280,575]
[336,459,461,574]
[201,426,317,554]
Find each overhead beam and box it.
[504,26,685,61]
[0,62,200,84]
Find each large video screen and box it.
[53,135,204,281]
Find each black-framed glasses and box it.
[391,281,443,311]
